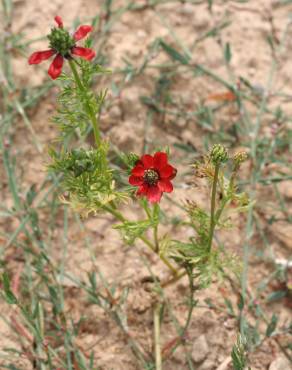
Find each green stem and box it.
[159,255,178,275]
[161,270,186,288]
[162,270,196,361]
[68,59,101,148]
[153,204,160,252]
[103,204,178,274]
[68,61,179,276]
[103,204,156,251]
[143,202,160,254]
[154,226,159,252]
[102,204,125,223]
[154,303,162,370]
[207,164,220,253]
[213,172,235,225]
[141,200,152,218]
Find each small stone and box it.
[247,57,257,69]
[181,129,195,144]
[137,30,147,39]
[108,121,138,151]
[191,334,209,363]
[108,105,122,119]
[193,12,210,30]
[271,221,292,249]
[175,117,187,128]
[271,0,281,9]
[278,181,292,199]
[269,356,292,370]
[199,359,216,370]
[180,4,194,15]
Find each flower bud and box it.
[210,144,228,165]
[233,151,248,166]
[47,27,75,57]
[126,153,140,169]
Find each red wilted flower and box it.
[28,16,95,79]
[129,152,177,203]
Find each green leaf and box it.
[140,96,160,112]
[237,293,244,311]
[266,290,286,302]
[111,81,120,98]
[266,313,278,337]
[159,39,190,65]
[114,219,158,245]
[231,335,248,370]
[173,142,196,153]
[224,298,235,315]
[49,145,127,215]
[2,272,18,305]
[224,42,232,63]
[4,365,22,370]
[25,184,37,206]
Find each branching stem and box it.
[68,59,101,148]
[161,270,186,288]
[207,163,220,253]
[103,204,178,275]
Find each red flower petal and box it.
[158,179,173,193]
[141,154,153,169]
[132,164,145,177]
[153,152,168,169]
[146,186,162,203]
[129,175,143,186]
[137,184,148,196]
[48,54,64,79]
[169,167,177,180]
[159,164,175,179]
[71,47,96,61]
[73,25,93,41]
[54,16,63,28]
[28,49,55,65]
[128,152,176,203]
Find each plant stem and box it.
[112,310,150,366]
[207,163,220,253]
[154,303,162,370]
[162,270,196,361]
[154,225,159,252]
[103,204,179,274]
[153,204,159,253]
[68,61,179,276]
[213,171,235,227]
[160,255,178,275]
[68,59,101,148]
[161,270,186,288]
[142,201,160,252]
[103,205,155,250]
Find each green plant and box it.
[2,2,291,369]
[0,15,251,370]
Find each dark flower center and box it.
[48,27,75,57]
[143,169,159,186]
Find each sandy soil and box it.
[1,0,292,369]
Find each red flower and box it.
[129,152,177,203]
[28,16,95,80]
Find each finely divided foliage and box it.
[3,4,290,369]
[3,13,251,370]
